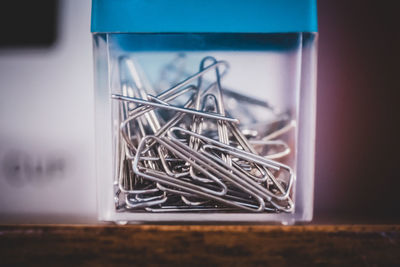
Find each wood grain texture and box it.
[0,225,399,266]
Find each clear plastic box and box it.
[91,0,318,224]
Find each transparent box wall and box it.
[93,33,317,224]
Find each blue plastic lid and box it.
[91,0,317,33]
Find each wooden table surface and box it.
[0,225,399,266]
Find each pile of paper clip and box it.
[112,55,295,213]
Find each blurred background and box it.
[0,0,398,223]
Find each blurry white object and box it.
[0,0,97,223]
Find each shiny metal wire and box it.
[111,56,295,213]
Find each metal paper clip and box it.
[111,55,295,214]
